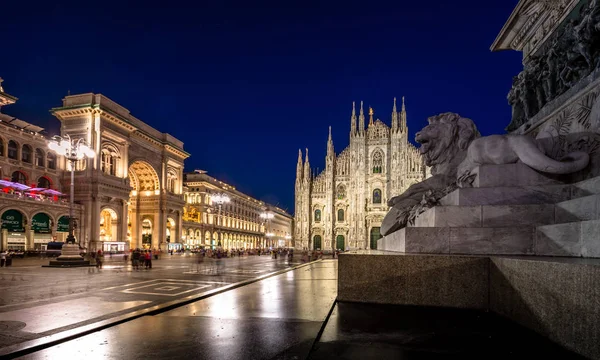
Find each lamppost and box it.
[260,210,274,248]
[212,193,230,248]
[48,134,95,265]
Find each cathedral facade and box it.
[294,98,426,251]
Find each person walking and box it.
[96,250,104,269]
[0,250,6,267]
[147,249,153,269]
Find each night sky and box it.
[2,0,522,213]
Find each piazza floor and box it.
[0,253,306,349]
[0,256,586,360]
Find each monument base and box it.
[338,251,600,360]
[44,243,91,267]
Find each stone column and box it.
[120,200,128,250]
[25,225,33,251]
[1,229,7,251]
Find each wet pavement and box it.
[0,254,304,349]
[15,260,338,360]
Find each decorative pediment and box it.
[491,0,577,59]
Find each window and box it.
[47,152,56,170]
[167,169,178,193]
[11,171,27,184]
[22,144,32,163]
[37,176,51,188]
[372,150,383,174]
[314,209,321,222]
[0,138,4,156]
[8,140,18,160]
[373,189,382,204]
[101,147,118,176]
[35,149,45,167]
[337,209,345,222]
[336,184,346,200]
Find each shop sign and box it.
[32,213,51,233]
[1,210,25,232]
[57,216,70,232]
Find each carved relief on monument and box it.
[506,0,600,132]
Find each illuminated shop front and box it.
[1,209,26,250]
[31,212,52,250]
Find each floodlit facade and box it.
[295,99,426,251]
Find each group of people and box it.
[130,248,153,270]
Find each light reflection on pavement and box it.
[0,254,305,349]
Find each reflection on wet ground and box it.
[17,261,338,360]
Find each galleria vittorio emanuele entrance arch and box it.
[52,93,189,252]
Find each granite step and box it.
[571,176,600,196]
[535,220,600,258]
[554,194,600,223]
[471,163,565,188]
[412,204,555,228]
[378,225,535,256]
[440,184,572,206]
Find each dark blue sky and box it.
[1,0,522,213]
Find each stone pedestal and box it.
[378,164,600,258]
[46,243,90,267]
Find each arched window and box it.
[37,176,51,188]
[22,144,32,163]
[11,171,27,184]
[337,209,345,222]
[336,184,346,200]
[373,189,382,204]
[0,138,4,156]
[314,209,321,222]
[372,150,383,174]
[47,152,56,170]
[8,140,18,160]
[35,149,45,167]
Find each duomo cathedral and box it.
[295,98,427,251]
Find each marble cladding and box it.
[535,219,600,258]
[471,163,564,188]
[338,252,489,309]
[440,185,572,206]
[414,204,555,228]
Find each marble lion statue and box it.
[380,112,590,236]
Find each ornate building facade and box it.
[0,79,83,251]
[294,98,426,251]
[182,170,293,250]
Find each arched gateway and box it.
[52,94,189,252]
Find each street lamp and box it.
[212,193,230,248]
[260,211,274,248]
[48,134,95,265]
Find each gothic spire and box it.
[296,149,303,184]
[327,126,334,157]
[358,100,365,134]
[303,148,311,182]
[392,97,399,131]
[369,107,374,126]
[350,101,357,135]
[400,96,407,133]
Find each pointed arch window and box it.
[314,209,321,222]
[372,150,383,174]
[336,184,346,200]
[373,189,382,204]
[337,209,345,222]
